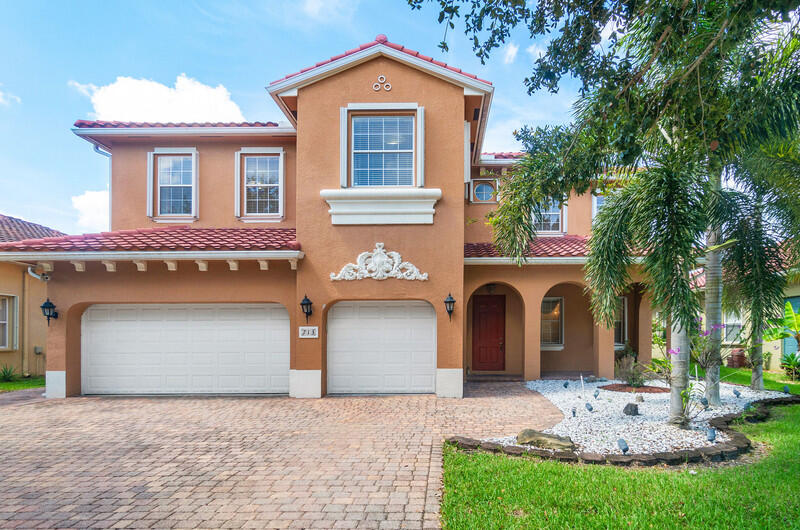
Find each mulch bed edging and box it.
[446,395,800,467]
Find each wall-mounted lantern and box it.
[300,295,313,323]
[444,293,455,321]
[40,298,58,326]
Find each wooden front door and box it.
[472,295,506,371]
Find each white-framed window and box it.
[234,147,285,221]
[541,297,564,350]
[723,311,743,343]
[470,179,498,203]
[339,104,425,188]
[146,148,198,220]
[614,296,628,349]
[0,295,16,350]
[592,194,606,218]
[351,115,415,186]
[533,200,564,233]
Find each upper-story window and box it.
[235,147,285,221]
[147,148,198,221]
[533,200,563,233]
[592,194,606,218]
[158,156,193,215]
[245,157,280,214]
[352,115,414,186]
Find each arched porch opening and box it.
[465,283,525,378]
[539,281,595,378]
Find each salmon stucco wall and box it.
[42,260,297,396]
[540,283,595,373]
[108,137,297,231]
[464,189,594,243]
[293,56,466,390]
[0,262,48,376]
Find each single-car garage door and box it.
[327,301,436,394]
[82,304,290,394]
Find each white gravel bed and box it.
[488,378,783,454]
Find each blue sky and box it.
[0,0,578,235]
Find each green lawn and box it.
[442,405,800,529]
[691,365,800,394]
[0,376,45,393]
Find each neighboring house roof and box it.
[690,269,706,290]
[270,34,492,86]
[0,226,300,252]
[0,214,64,243]
[464,235,588,258]
[481,152,524,160]
[73,120,281,129]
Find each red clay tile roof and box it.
[271,34,492,86]
[0,226,300,252]
[0,214,64,243]
[464,235,588,258]
[73,120,281,129]
[482,152,524,159]
[690,269,706,289]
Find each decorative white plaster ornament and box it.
[372,75,392,91]
[330,243,428,281]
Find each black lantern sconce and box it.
[444,293,455,321]
[300,294,313,323]
[40,298,58,326]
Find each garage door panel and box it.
[82,304,290,394]
[327,301,436,394]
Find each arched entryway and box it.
[465,283,525,377]
[539,282,595,377]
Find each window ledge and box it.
[541,344,564,351]
[320,187,442,225]
[238,216,283,223]
[153,217,197,224]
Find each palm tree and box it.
[721,140,800,389]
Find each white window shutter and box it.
[192,150,199,219]
[146,151,154,217]
[416,107,425,187]
[234,152,241,218]
[340,107,348,187]
[463,121,471,183]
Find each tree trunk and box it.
[669,322,690,426]
[751,320,765,390]
[704,169,724,407]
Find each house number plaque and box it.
[299,326,319,339]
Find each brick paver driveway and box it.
[0,382,561,529]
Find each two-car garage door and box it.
[81,301,437,396]
[82,304,290,394]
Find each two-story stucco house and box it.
[0,35,653,399]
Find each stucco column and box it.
[44,312,66,398]
[593,323,615,379]
[289,286,323,398]
[637,293,653,364]
[523,290,543,381]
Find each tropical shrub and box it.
[0,364,16,382]
[781,352,800,381]
[615,355,644,388]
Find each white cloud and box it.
[526,43,547,60]
[68,74,245,122]
[503,43,519,64]
[71,190,109,233]
[301,0,357,21]
[0,84,21,106]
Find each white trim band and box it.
[289,369,322,398]
[320,188,442,225]
[0,250,305,262]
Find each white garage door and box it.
[327,301,436,394]
[82,304,290,394]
